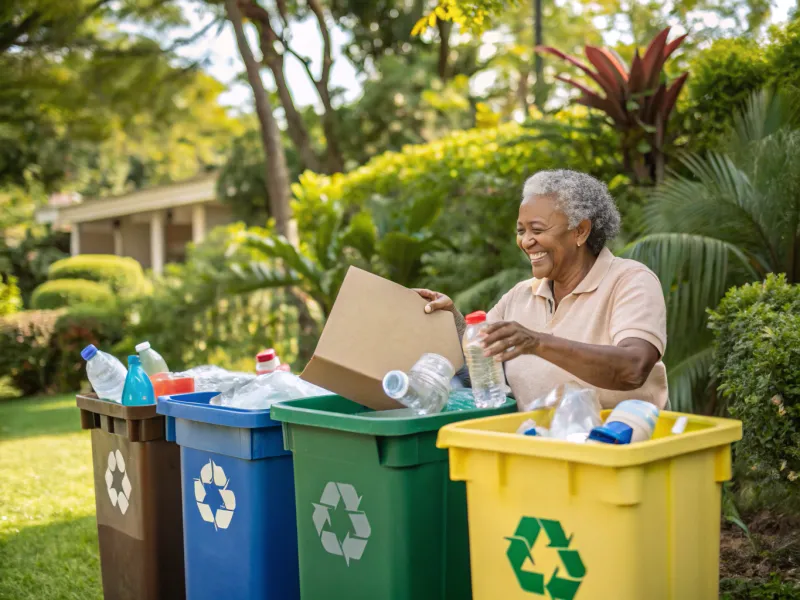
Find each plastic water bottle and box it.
[256,349,290,374]
[81,344,127,403]
[463,311,507,408]
[382,353,455,415]
[135,341,169,377]
[121,355,156,406]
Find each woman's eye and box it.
[516,230,525,236]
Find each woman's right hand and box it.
[414,289,455,314]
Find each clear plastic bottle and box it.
[462,311,507,408]
[81,344,127,402]
[382,353,455,415]
[135,341,169,377]
[121,355,156,406]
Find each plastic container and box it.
[157,392,299,600]
[151,372,196,398]
[382,353,455,415]
[77,393,185,600]
[462,311,506,408]
[256,349,280,374]
[436,409,743,600]
[136,341,169,377]
[122,355,155,406]
[270,393,516,600]
[82,344,127,402]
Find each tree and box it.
[623,89,800,411]
[225,0,297,244]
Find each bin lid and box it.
[270,394,516,437]
[156,391,281,429]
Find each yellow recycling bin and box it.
[436,409,742,600]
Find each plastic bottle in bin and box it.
[462,311,507,408]
[382,353,455,415]
[136,341,169,377]
[81,344,127,402]
[121,355,156,406]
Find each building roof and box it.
[37,173,219,226]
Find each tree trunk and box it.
[532,0,547,109]
[437,19,452,81]
[239,0,322,173]
[225,0,298,245]
[307,0,345,173]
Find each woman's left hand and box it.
[481,321,540,362]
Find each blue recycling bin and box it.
[157,392,299,600]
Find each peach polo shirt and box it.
[487,247,668,409]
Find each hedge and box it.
[30,279,115,310]
[708,274,800,483]
[0,310,63,396]
[47,254,148,295]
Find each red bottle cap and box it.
[257,349,277,363]
[465,311,487,325]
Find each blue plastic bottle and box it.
[121,355,155,406]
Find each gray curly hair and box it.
[522,169,621,255]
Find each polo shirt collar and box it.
[531,247,615,299]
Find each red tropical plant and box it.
[536,27,689,184]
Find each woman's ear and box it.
[575,219,592,247]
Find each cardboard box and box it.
[301,266,465,410]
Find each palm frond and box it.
[665,346,714,413]
[732,88,800,146]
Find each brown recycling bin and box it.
[78,394,185,600]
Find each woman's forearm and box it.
[532,334,657,391]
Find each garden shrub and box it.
[0,276,22,316]
[708,274,800,483]
[30,279,115,310]
[51,304,127,393]
[685,38,772,152]
[47,254,149,295]
[0,310,63,396]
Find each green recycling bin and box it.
[270,394,516,600]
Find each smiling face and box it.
[516,194,590,280]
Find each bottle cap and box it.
[465,311,487,325]
[135,341,151,352]
[257,349,277,363]
[587,421,633,444]
[81,344,98,361]
[382,370,409,399]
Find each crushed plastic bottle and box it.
[223,371,331,410]
[443,389,477,412]
[135,341,169,377]
[121,355,155,406]
[173,365,255,405]
[548,385,602,440]
[462,311,507,408]
[82,344,127,403]
[382,353,455,415]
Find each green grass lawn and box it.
[0,394,103,600]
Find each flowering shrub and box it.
[708,274,800,483]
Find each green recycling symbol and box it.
[506,516,586,600]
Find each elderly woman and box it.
[417,169,668,409]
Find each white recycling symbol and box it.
[194,459,236,530]
[105,449,132,515]
[313,482,371,566]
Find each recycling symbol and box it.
[506,516,586,600]
[194,459,236,530]
[312,482,371,566]
[105,449,132,515]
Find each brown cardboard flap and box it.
[301,266,464,410]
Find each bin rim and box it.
[436,409,742,468]
[157,391,280,429]
[77,393,159,419]
[270,394,517,437]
